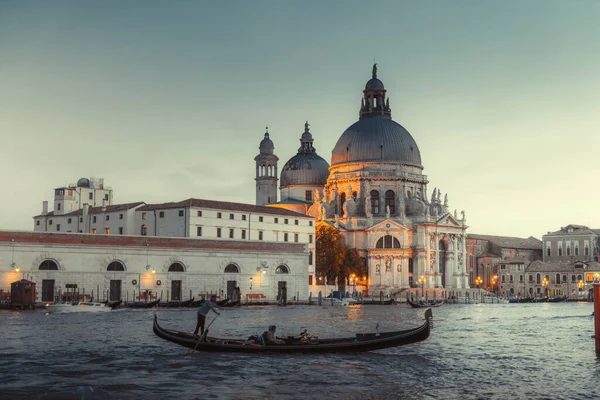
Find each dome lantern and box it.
[360,64,391,119]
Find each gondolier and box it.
[193,295,220,337]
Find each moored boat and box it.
[407,298,442,308]
[153,308,432,353]
[45,301,114,313]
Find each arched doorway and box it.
[169,263,185,301]
[106,261,124,301]
[438,240,447,287]
[224,263,240,299]
[39,260,59,302]
[276,265,289,302]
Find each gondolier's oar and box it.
[190,314,220,355]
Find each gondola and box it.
[407,298,442,308]
[108,299,123,309]
[160,297,195,308]
[126,299,160,309]
[153,309,432,354]
[361,298,395,305]
[216,298,230,306]
[221,300,241,307]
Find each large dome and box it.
[330,116,422,167]
[280,153,330,187]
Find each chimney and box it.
[42,201,48,215]
[83,204,90,233]
[101,199,106,212]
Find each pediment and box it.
[365,219,409,232]
[436,213,461,227]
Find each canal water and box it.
[0,302,598,399]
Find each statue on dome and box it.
[443,194,448,209]
[372,63,377,79]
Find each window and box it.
[217,213,222,219]
[106,215,110,221]
[385,190,395,215]
[309,275,313,285]
[294,233,299,242]
[217,228,222,238]
[509,275,513,283]
[159,212,164,218]
[93,216,97,223]
[585,246,590,256]
[179,210,184,217]
[92,229,97,234]
[567,247,571,256]
[309,251,313,265]
[89,193,93,200]
[49,220,53,225]
[68,189,73,196]
[274,218,279,223]
[119,227,123,235]
[169,263,185,272]
[536,274,541,284]
[259,231,263,240]
[107,261,124,271]
[575,247,579,256]
[39,260,59,270]
[309,235,313,244]
[309,221,313,227]
[36,220,40,226]
[558,247,563,256]
[229,214,234,220]
[562,274,567,282]
[259,216,264,222]
[79,217,83,223]
[57,203,61,211]
[241,229,246,239]
[197,226,202,236]
[376,235,401,249]
[142,212,147,220]
[140,224,147,235]
[275,265,289,274]
[105,228,110,234]
[572,275,576,282]
[520,275,523,282]
[284,233,289,242]
[104,194,109,201]
[501,275,505,283]
[295,220,299,225]
[242,215,246,221]
[547,248,551,256]
[56,224,61,231]
[306,190,312,202]
[370,190,380,215]
[224,264,240,273]
[285,219,288,224]
[67,218,72,224]
[229,229,234,238]
[556,273,561,283]
[529,275,533,282]
[197,210,202,217]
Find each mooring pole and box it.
[594,281,600,354]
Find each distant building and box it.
[542,224,600,263]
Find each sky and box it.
[1,0,599,238]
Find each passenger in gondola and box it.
[193,294,220,337]
[264,325,285,345]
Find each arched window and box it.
[577,274,582,281]
[556,273,561,283]
[529,275,533,282]
[567,247,570,256]
[340,192,346,214]
[562,274,567,283]
[141,224,147,236]
[107,261,125,271]
[308,251,313,265]
[376,235,401,249]
[547,248,551,257]
[572,275,576,282]
[370,190,380,215]
[585,246,589,256]
[224,264,240,273]
[558,247,562,256]
[575,247,579,256]
[275,265,289,274]
[536,273,541,284]
[168,262,185,272]
[385,190,395,215]
[39,260,59,270]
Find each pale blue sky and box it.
[1,0,599,238]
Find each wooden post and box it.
[380,291,383,304]
[318,291,322,306]
[308,292,312,305]
[594,282,600,354]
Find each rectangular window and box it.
[259,231,263,240]
[229,214,234,220]
[241,229,246,239]
[309,221,313,227]
[67,218,72,224]
[92,229,97,234]
[57,203,61,211]
[242,215,247,221]
[229,229,234,238]
[56,224,60,231]
[259,216,264,222]
[274,218,279,223]
[179,210,184,217]
[159,211,164,218]
[294,233,299,243]
[93,216,97,223]
[49,220,53,225]
[198,210,202,217]
[197,226,202,236]
[295,220,299,225]
[284,219,288,224]
[309,234,313,244]
[142,212,147,220]
[217,213,222,219]
[284,233,288,242]
[217,228,222,238]
[79,217,83,223]
[89,193,93,200]
[119,227,123,235]
[105,228,110,234]
[106,215,110,221]
[309,275,313,285]
[119,213,123,220]
[68,189,73,196]
[36,220,40,226]
[104,194,109,201]
[305,190,312,202]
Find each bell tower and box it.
[255,127,279,205]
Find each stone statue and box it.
[305,121,310,132]
[461,210,466,220]
[443,194,448,208]
[372,63,377,78]
[313,189,320,204]
[365,196,372,217]
[437,190,441,202]
[385,259,391,272]
[454,209,457,219]
[431,188,437,205]
[386,205,390,219]
[334,214,339,229]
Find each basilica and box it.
[256,65,469,294]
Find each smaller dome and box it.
[280,153,330,187]
[365,78,384,90]
[77,178,90,188]
[259,131,274,155]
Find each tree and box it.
[315,221,345,283]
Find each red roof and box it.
[0,231,305,253]
[138,198,309,218]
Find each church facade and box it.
[256,65,469,294]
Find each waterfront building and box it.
[257,65,469,294]
[542,224,600,263]
[0,231,308,303]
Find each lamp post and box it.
[542,277,549,298]
[475,276,483,300]
[418,275,426,297]
[578,280,584,299]
[491,275,498,297]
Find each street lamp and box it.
[418,275,426,297]
[578,279,584,298]
[542,277,549,298]
[492,275,498,297]
[475,276,483,300]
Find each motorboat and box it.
[45,300,119,313]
